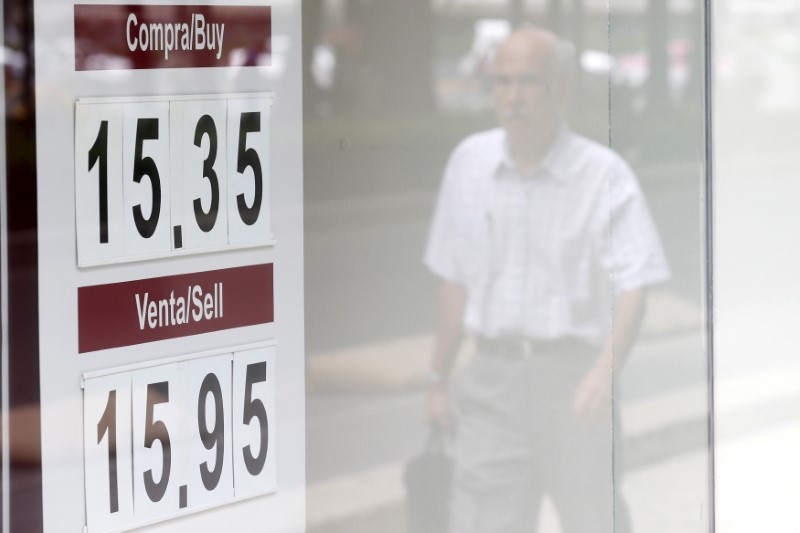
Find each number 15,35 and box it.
[75,96,272,267]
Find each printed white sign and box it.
[75,95,274,267]
[36,3,304,532]
[83,346,277,531]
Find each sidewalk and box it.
[305,390,713,533]
[305,289,800,532]
[306,289,703,393]
[305,289,707,532]
[306,366,800,533]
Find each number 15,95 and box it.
[83,348,276,532]
[75,96,273,267]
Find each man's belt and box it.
[476,336,589,359]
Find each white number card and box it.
[123,102,172,258]
[187,354,235,508]
[232,346,277,498]
[74,94,274,267]
[84,373,135,532]
[75,103,125,263]
[82,344,277,532]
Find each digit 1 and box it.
[88,120,109,244]
[97,390,119,513]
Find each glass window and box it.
[304,2,712,532]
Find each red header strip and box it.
[74,4,271,71]
[78,264,274,353]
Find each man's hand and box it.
[573,288,646,422]
[425,280,466,431]
[427,385,455,431]
[572,358,612,422]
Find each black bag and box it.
[404,429,453,533]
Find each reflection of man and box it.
[424,28,669,533]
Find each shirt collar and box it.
[496,123,572,181]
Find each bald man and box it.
[423,28,670,532]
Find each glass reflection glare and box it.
[305,2,710,533]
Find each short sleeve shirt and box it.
[424,127,670,345]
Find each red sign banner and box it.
[74,4,271,71]
[78,264,274,353]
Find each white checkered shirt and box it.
[424,126,670,345]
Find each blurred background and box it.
[301,1,712,532]
[713,2,800,532]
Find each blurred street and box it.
[306,314,709,485]
[303,151,713,530]
[300,1,725,531]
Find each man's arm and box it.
[573,287,646,420]
[427,280,467,428]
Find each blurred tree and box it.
[572,0,584,57]
[646,0,669,111]
[302,0,590,116]
[685,0,705,106]
[509,0,525,27]
[302,0,324,113]
[547,0,564,34]
[329,0,435,114]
